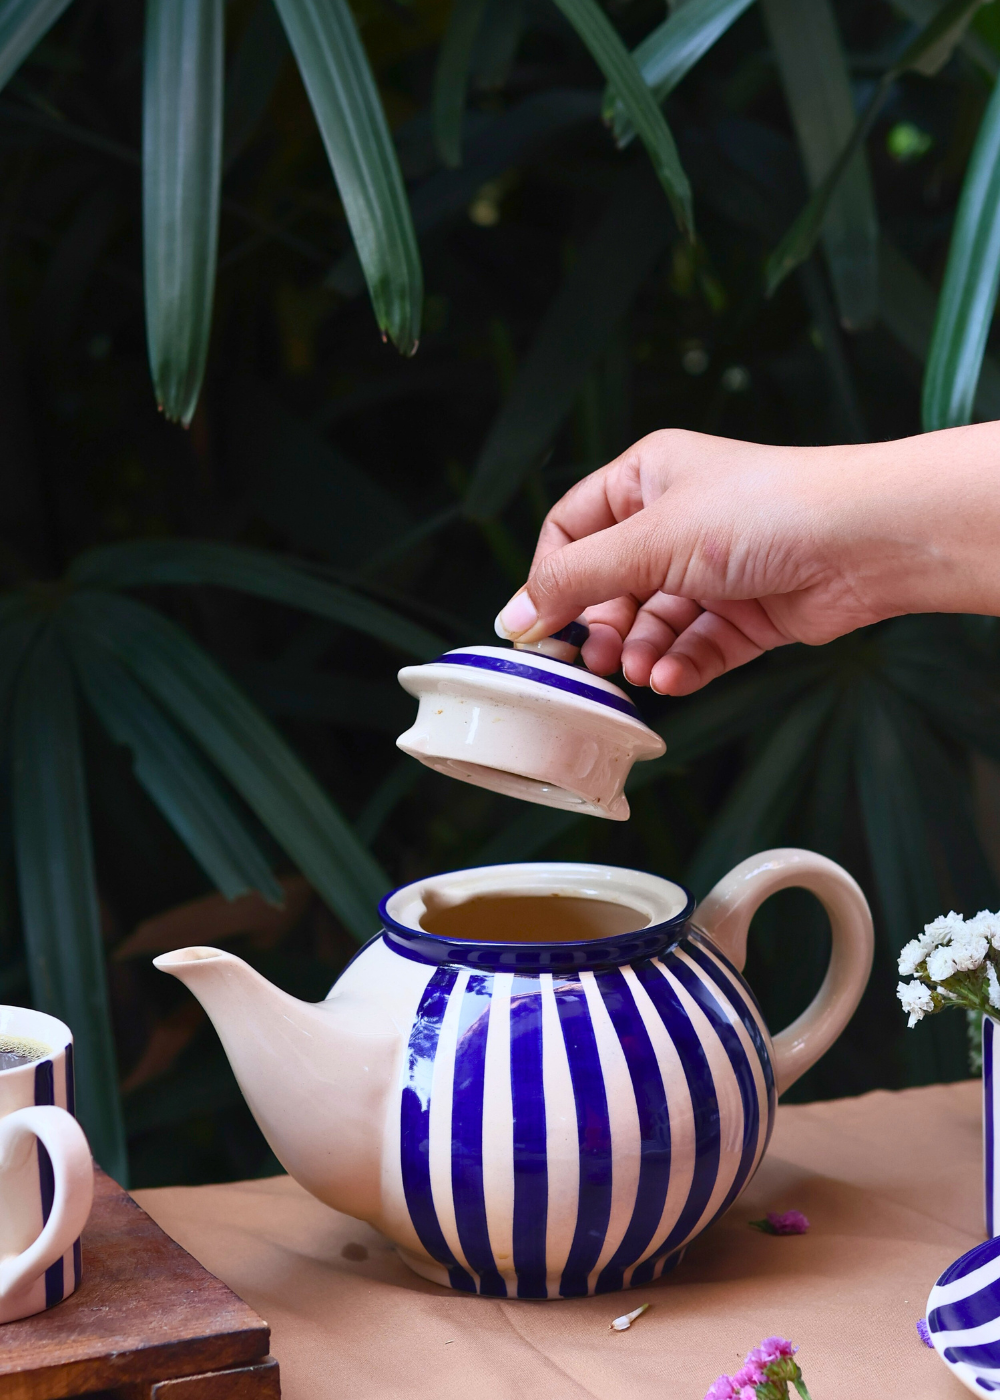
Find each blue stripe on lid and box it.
[554,974,613,1297]
[434,652,642,721]
[592,967,672,1294]
[399,967,475,1292]
[627,960,721,1286]
[451,974,506,1297]
[510,977,548,1298]
[930,1287,1000,1334]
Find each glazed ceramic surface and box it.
[155,849,873,1299]
[396,645,665,820]
[0,1006,94,1323]
[927,1238,1000,1394]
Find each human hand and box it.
[494,425,1000,694]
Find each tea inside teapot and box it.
[418,892,648,943]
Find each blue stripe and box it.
[554,974,612,1297]
[400,967,475,1292]
[938,1236,1000,1285]
[451,974,505,1297]
[73,1237,81,1288]
[930,1289,1000,1333]
[34,1058,54,1106]
[435,652,641,719]
[593,968,671,1294]
[668,952,762,1217]
[988,1017,996,1239]
[628,960,721,1286]
[687,938,777,1119]
[36,1139,64,1307]
[943,1341,1000,1368]
[65,1042,76,1118]
[510,978,548,1297]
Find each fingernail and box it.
[495,590,538,639]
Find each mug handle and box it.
[0,1105,94,1302]
[693,848,874,1096]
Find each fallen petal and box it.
[610,1303,650,1331]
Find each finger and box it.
[530,436,659,569]
[499,506,677,644]
[649,606,783,696]
[621,596,703,686]
[578,597,638,675]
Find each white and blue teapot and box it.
[156,631,873,1299]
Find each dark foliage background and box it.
[4,0,1000,1187]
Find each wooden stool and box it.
[0,1168,279,1400]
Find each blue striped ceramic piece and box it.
[927,1233,1000,1394]
[386,923,776,1297]
[31,1042,81,1307]
[432,651,642,721]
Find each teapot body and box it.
[360,916,776,1297]
[156,851,872,1301]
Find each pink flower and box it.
[733,1362,766,1388]
[750,1337,797,1364]
[766,1211,810,1235]
[704,1377,737,1400]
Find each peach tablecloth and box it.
[132,1082,984,1400]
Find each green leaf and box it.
[464,163,673,519]
[0,0,74,93]
[11,628,128,1182]
[765,0,985,297]
[854,681,964,1083]
[69,539,446,660]
[473,0,525,90]
[922,75,1000,428]
[67,633,283,905]
[66,591,387,942]
[879,235,1000,418]
[686,684,838,895]
[550,0,693,235]
[891,0,998,77]
[433,0,489,168]
[760,0,877,329]
[270,0,422,353]
[604,0,755,148]
[143,0,224,425]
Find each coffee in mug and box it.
[0,1006,94,1323]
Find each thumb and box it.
[496,510,672,643]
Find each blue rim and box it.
[377,866,696,972]
[432,651,642,721]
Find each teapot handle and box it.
[693,848,874,1096]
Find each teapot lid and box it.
[395,621,665,820]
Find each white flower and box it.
[923,911,967,945]
[898,980,935,1027]
[988,963,1000,1012]
[926,924,989,982]
[898,911,968,976]
[898,938,927,976]
[968,910,1000,951]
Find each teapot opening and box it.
[380,862,694,972]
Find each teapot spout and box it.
[154,946,396,1225]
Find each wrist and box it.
[825,426,1000,622]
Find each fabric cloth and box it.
[132,1081,982,1399]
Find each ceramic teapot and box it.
[155,848,872,1299]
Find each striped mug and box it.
[156,847,874,1299]
[0,1006,94,1323]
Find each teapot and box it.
[155,848,872,1298]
